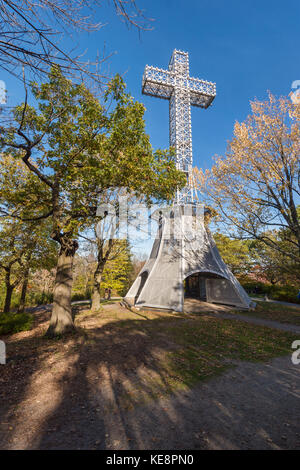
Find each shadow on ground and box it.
[0,304,299,450]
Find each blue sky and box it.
[2,0,299,256]
[3,0,300,172]
[102,0,300,172]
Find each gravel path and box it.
[3,354,299,450]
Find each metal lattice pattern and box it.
[142,50,216,204]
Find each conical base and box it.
[125,207,254,311]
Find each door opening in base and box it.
[184,273,206,301]
[184,272,225,302]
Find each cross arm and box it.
[142,65,175,100]
[188,76,216,108]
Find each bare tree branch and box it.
[0,0,152,81]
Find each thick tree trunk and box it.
[3,268,15,314]
[91,265,104,311]
[91,282,101,311]
[18,268,29,313]
[45,237,78,337]
[3,284,13,314]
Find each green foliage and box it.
[101,240,134,296]
[0,312,33,335]
[267,285,300,303]
[0,285,54,310]
[0,287,19,311]
[241,279,300,304]
[28,291,54,306]
[0,155,58,313]
[71,292,91,302]
[71,253,93,300]
[0,68,185,330]
[213,230,300,303]
[213,232,251,277]
[1,67,185,239]
[249,228,300,284]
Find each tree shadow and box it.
[1,306,299,450]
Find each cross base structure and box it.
[125,207,254,310]
[125,50,254,311]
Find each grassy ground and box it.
[2,303,299,449]
[1,304,297,410]
[69,306,298,403]
[0,302,298,451]
[232,301,300,326]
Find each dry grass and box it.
[233,301,300,326]
[1,303,299,449]
[1,303,298,413]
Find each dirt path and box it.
[1,354,299,450]
[102,355,300,450]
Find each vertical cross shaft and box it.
[142,49,216,205]
[169,51,192,203]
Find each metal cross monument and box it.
[142,49,216,204]
[125,50,254,312]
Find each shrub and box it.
[240,279,300,304]
[0,291,20,311]
[71,292,91,302]
[0,312,33,335]
[268,285,300,303]
[28,291,54,305]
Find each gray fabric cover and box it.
[125,208,253,311]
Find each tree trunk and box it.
[91,232,114,312]
[3,285,13,314]
[45,237,78,337]
[3,268,14,314]
[91,265,104,311]
[18,268,29,313]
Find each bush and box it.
[240,279,300,304]
[28,291,53,305]
[0,291,20,311]
[71,292,91,302]
[267,285,300,303]
[0,312,33,336]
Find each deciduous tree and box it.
[0,68,185,335]
[0,156,57,313]
[101,239,133,297]
[213,232,251,278]
[195,94,300,264]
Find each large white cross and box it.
[142,49,216,204]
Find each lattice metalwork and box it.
[142,49,216,204]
